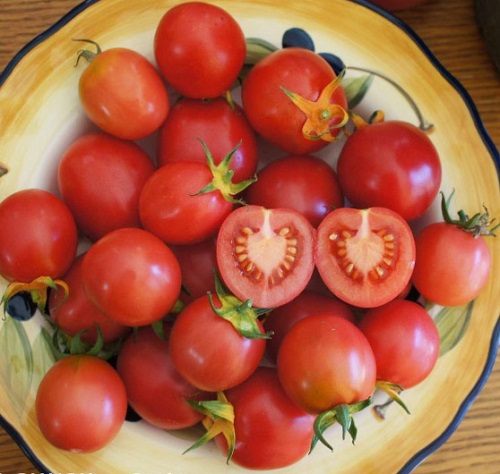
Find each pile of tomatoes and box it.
[0,2,496,470]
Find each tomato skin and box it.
[81,228,181,326]
[215,367,315,470]
[58,132,155,241]
[412,222,491,306]
[157,97,258,183]
[35,355,127,452]
[139,162,233,245]
[245,154,344,227]
[116,324,210,430]
[242,47,347,155]
[154,2,246,98]
[277,314,376,413]
[358,299,440,389]
[216,205,316,308]
[315,206,416,308]
[0,189,78,283]
[337,120,442,221]
[169,295,266,392]
[78,48,169,140]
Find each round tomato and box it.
[77,43,169,140]
[277,314,376,413]
[216,205,316,308]
[81,228,181,326]
[58,132,155,241]
[157,96,258,183]
[245,154,344,227]
[154,2,246,98]
[241,47,348,155]
[358,299,440,389]
[315,206,416,308]
[337,120,441,221]
[0,189,78,283]
[36,355,127,452]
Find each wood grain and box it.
[0,0,499,473]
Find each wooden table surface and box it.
[0,0,499,473]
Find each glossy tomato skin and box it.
[169,295,266,392]
[215,367,315,470]
[315,206,416,308]
[277,314,376,413]
[245,154,344,227]
[81,228,182,326]
[242,47,347,155]
[216,205,316,308]
[58,132,155,241]
[0,189,78,283]
[116,324,210,430]
[358,299,440,389]
[157,97,258,183]
[337,121,441,221]
[412,222,491,306]
[154,2,246,98]
[139,162,234,245]
[78,48,169,140]
[35,355,127,452]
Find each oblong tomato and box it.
[216,205,316,308]
[315,207,416,308]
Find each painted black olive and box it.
[282,27,315,51]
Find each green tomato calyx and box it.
[73,38,102,66]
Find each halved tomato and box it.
[216,206,316,308]
[315,207,415,308]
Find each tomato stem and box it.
[73,38,102,66]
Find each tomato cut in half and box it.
[315,207,416,308]
[216,206,316,308]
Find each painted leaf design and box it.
[31,329,56,391]
[342,75,373,109]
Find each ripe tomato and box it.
[77,43,169,140]
[116,324,211,430]
[337,120,442,221]
[358,299,440,389]
[215,367,315,470]
[35,355,127,452]
[277,314,376,413]
[58,132,155,241]
[245,154,344,227]
[157,96,258,183]
[154,2,246,98]
[315,206,416,308]
[216,205,316,308]
[241,47,348,155]
[0,189,78,283]
[81,228,181,326]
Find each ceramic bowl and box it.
[0,0,499,473]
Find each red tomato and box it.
[337,120,442,221]
[245,154,344,227]
[157,96,258,183]
[169,294,266,392]
[277,314,376,413]
[216,205,316,308]
[154,2,246,98]
[139,161,234,245]
[77,44,169,140]
[315,207,416,308]
[368,0,430,11]
[36,355,127,452]
[264,290,355,361]
[116,324,210,430]
[58,132,155,241]
[81,228,181,326]
[412,222,492,306]
[216,367,315,470]
[241,47,348,155]
[0,189,78,283]
[358,299,440,389]
[49,254,130,344]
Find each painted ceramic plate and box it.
[0,0,499,473]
